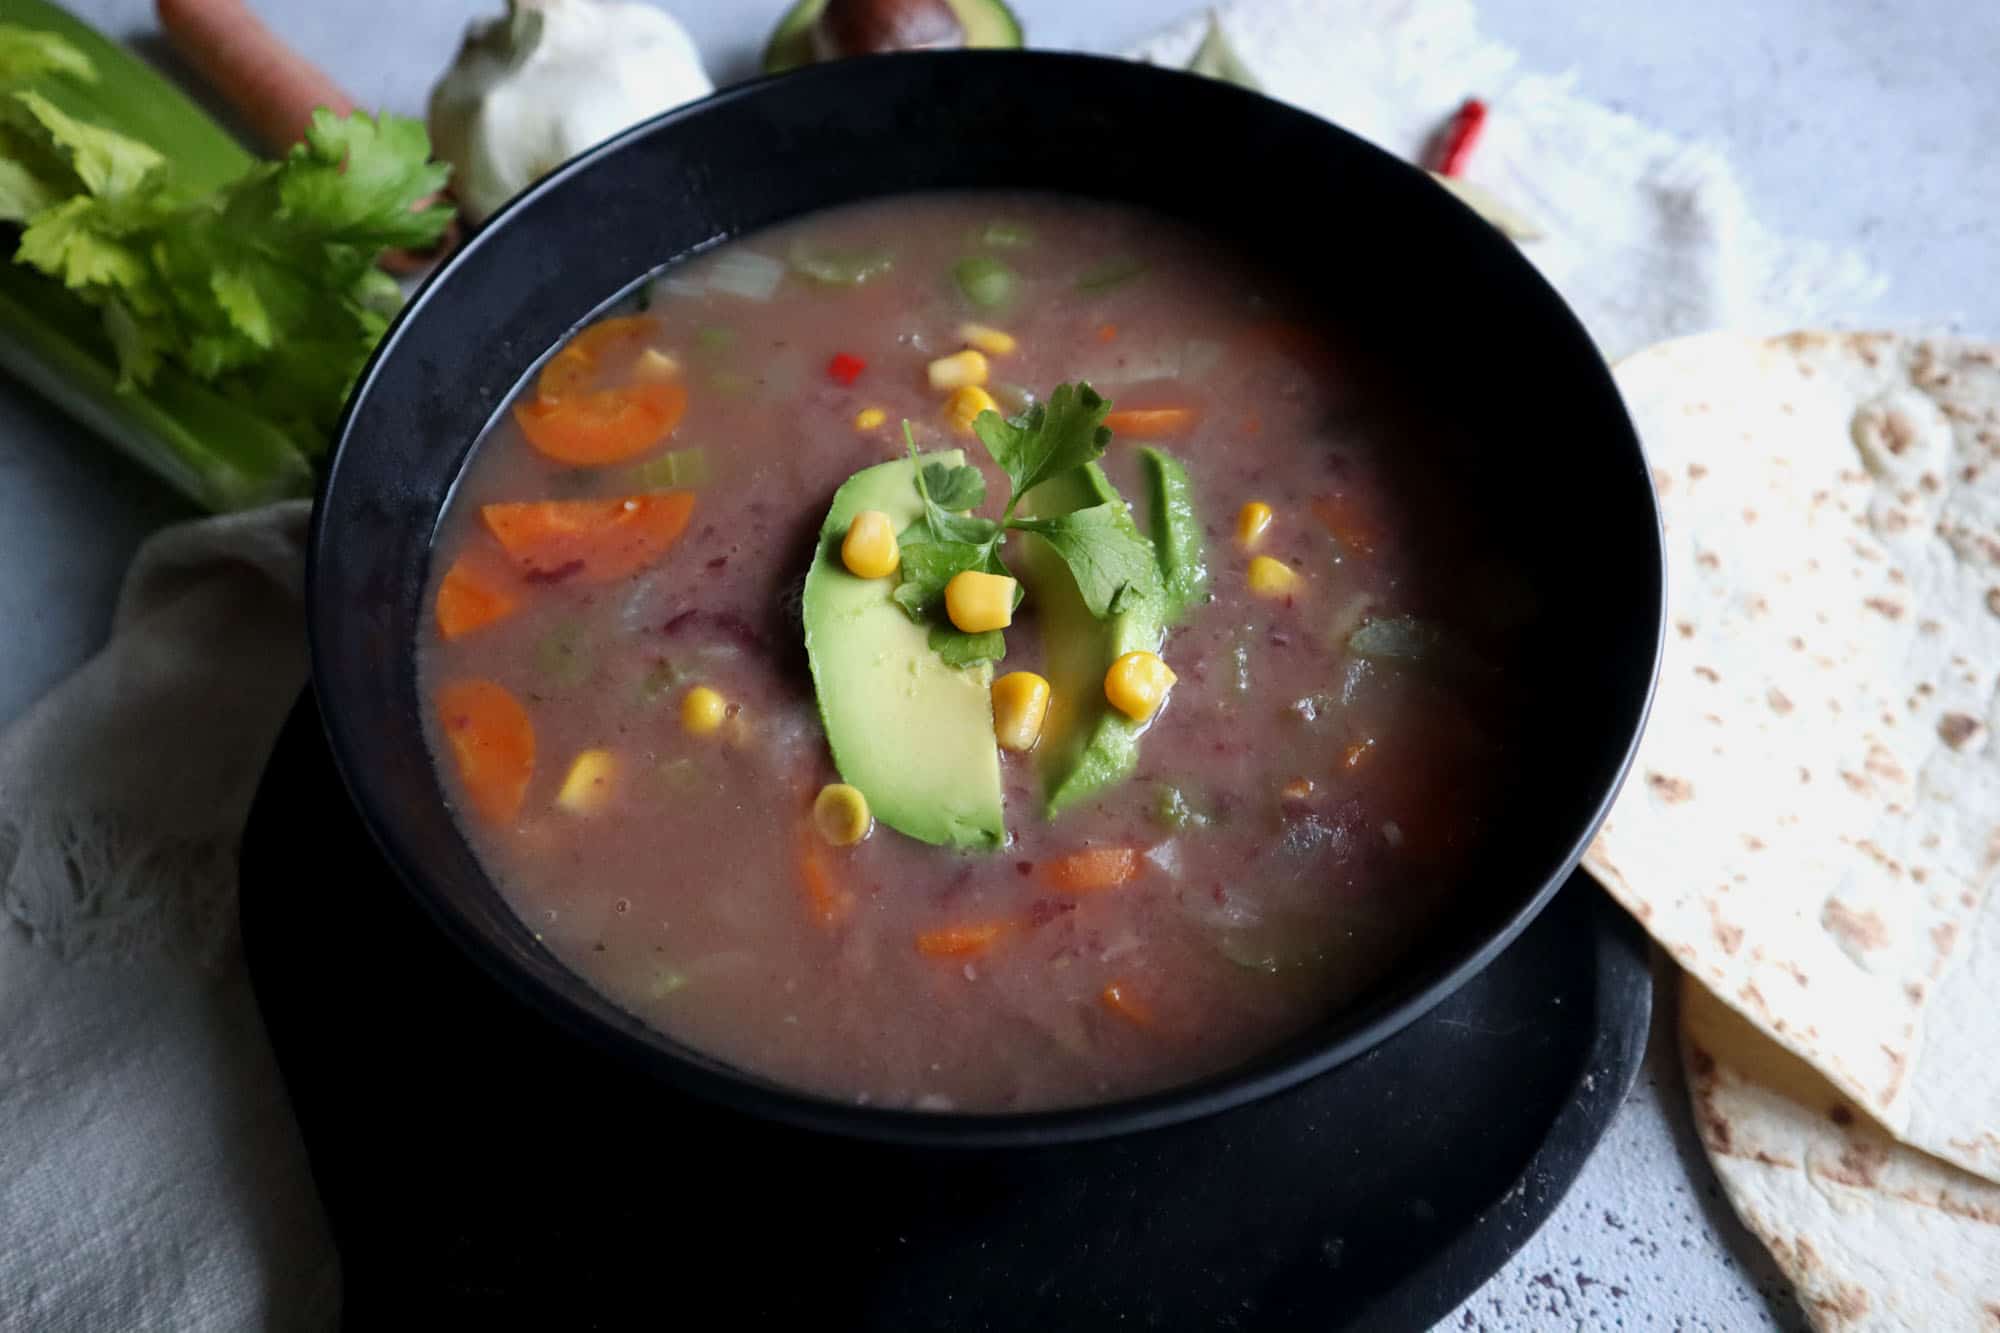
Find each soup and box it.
[419,194,1526,1112]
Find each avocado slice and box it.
[1016,464,1168,817]
[1139,446,1209,620]
[803,452,1006,849]
[763,0,1025,75]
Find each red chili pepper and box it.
[1433,98,1488,177]
[827,353,866,386]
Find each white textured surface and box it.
[0,1,1994,1327]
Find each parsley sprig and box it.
[893,382,1161,666]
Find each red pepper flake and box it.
[827,353,866,386]
[1432,97,1488,177]
[1096,323,1118,343]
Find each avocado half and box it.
[762,0,1024,75]
[802,452,1007,849]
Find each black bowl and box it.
[308,51,1662,1148]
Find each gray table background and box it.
[6,1,1994,1326]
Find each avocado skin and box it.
[802,452,1006,849]
[763,0,1025,74]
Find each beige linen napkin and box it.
[0,502,337,1329]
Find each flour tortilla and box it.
[1681,976,2000,1331]
[1587,332,2000,1182]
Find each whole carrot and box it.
[156,0,354,155]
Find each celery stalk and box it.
[0,263,314,512]
[8,0,251,189]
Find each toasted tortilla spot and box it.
[1938,712,1984,750]
[1822,900,1889,953]
[1647,772,1694,802]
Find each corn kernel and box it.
[1236,500,1274,548]
[957,323,1017,357]
[1104,651,1177,722]
[841,509,900,579]
[681,685,727,736]
[927,348,990,391]
[555,749,618,814]
[1247,555,1300,599]
[634,348,680,381]
[813,783,873,846]
[944,385,999,434]
[991,671,1051,752]
[853,406,887,431]
[944,570,1016,634]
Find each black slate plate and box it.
[242,693,1650,1331]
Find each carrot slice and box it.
[1310,494,1383,557]
[1100,982,1153,1026]
[798,843,856,928]
[536,315,663,402]
[1102,408,1197,439]
[434,553,519,640]
[1042,847,1140,894]
[435,679,535,824]
[515,381,687,466]
[916,922,1010,958]
[482,493,695,584]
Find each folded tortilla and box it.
[1589,332,2000,1183]
[1681,976,2000,1331]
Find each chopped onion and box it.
[1144,840,1182,877]
[703,250,785,302]
[653,273,705,302]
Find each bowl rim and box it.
[308,49,1666,1149]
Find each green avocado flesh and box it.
[1140,446,1209,621]
[1017,463,1167,817]
[803,452,1006,849]
[763,0,1025,74]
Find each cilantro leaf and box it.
[1012,503,1162,618]
[277,109,452,251]
[921,459,986,511]
[891,540,988,621]
[906,424,1002,546]
[974,381,1113,510]
[929,624,1007,667]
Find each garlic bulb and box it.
[428,0,712,224]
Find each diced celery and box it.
[649,968,689,999]
[1076,257,1147,293]
[534,622,595,688]
[639,660,685,703]
[978,220,1035,248]
[695,327,735,353]
[953,256,1016,309]
[630,447,711,490]
[789,243,894,286]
